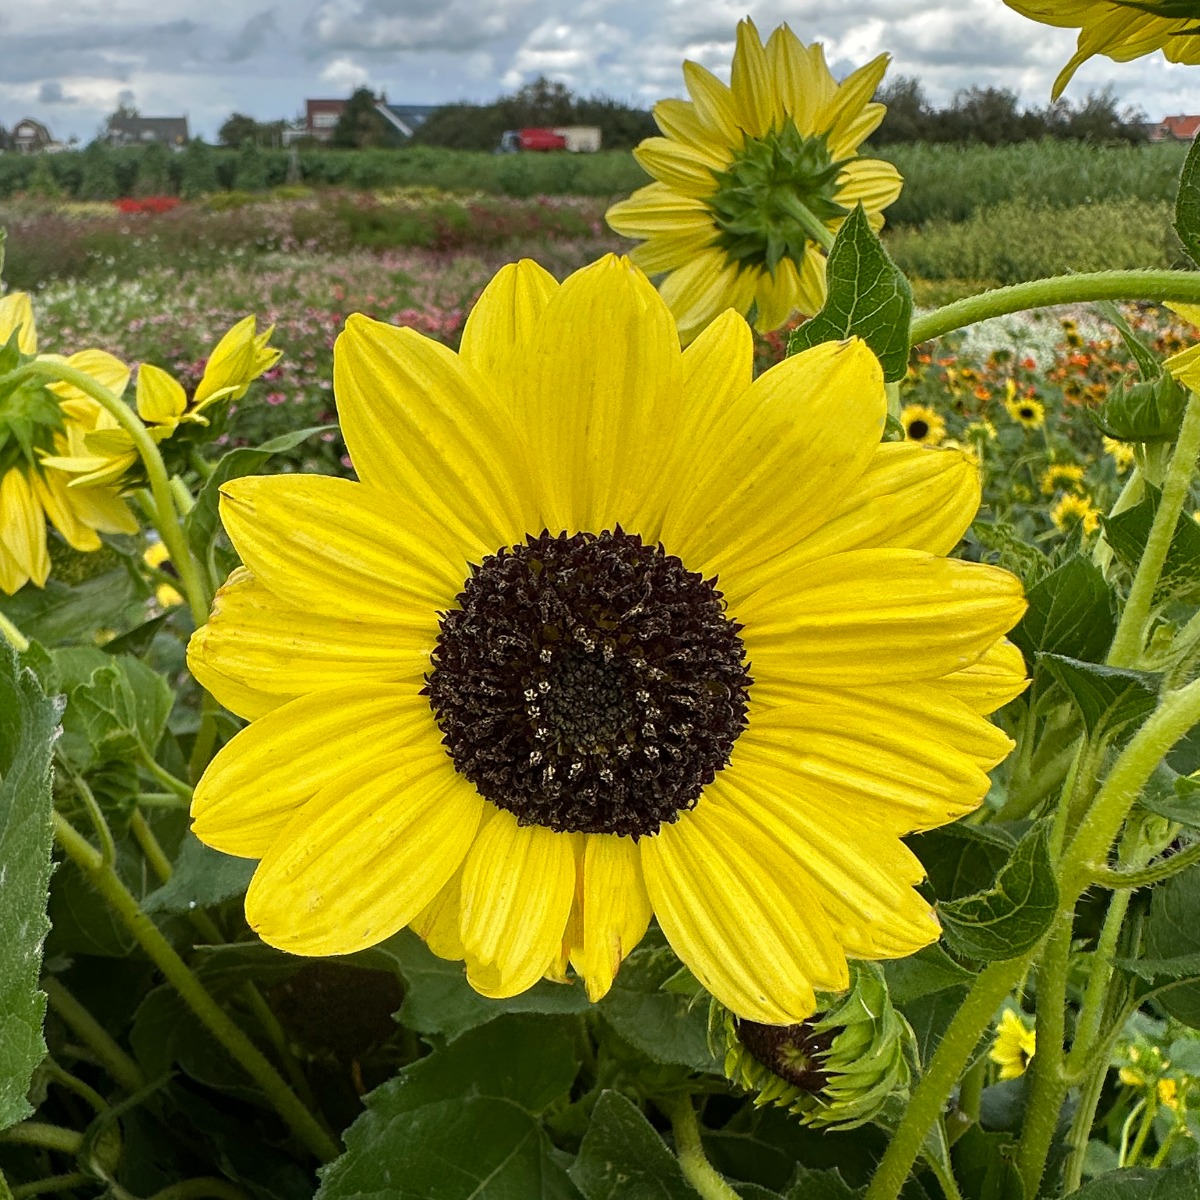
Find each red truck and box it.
[497,126,602,153]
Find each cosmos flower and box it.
[188,256,1025,1024]
[605,19,902,342]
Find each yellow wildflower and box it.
[989,1009,1036,1080]
[1051,493,1101,534]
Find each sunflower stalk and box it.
[5,359,211,627]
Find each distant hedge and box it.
[0,143,650,202]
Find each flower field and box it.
[12,9,1200,1200]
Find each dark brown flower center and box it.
[738,1020,834,1092]
[424,528,752,837]
[907,418,930,440]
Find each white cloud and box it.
[319,55,371,90]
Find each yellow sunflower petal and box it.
[661,338,885,591]
[730,19,778,139]
[187,566,431,720]
[751,259,803,333]
[642,798,848,1023]
[67,483,138,536]
[658,248,758,344]
[735,691,1011,832]
[678,309,754,447]
[333,313,537,547]
[245,753,483,956]
[569,835,653,1002]
[795,246,828,316]
[938,638,1029,714]
[823,54,890,156]
[634,137,725,197]
[709,768,939,961]
[458,810,577,999]
[45,350,130,406]
[728,442,980,598]
[412,859,473,961]
[652,98,725,157]
[606,182,715,239]
[31,471,102,552]
[0,469,48,587]
[135,363,187,425]
[217,474,471,625]
[519,254,683,536]
[0,292,36,354]
[740,548,1026,686]
[0,540,27,595]
[190,685,431,857]
[458,259,558,409]
[681,60,742,147]
[766,24,823,135]
[836,159,905,215]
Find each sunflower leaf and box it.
[0,641,60,1131]
[568,1091,694,1200]
[1069,1155,1200,1199]
[787,203,913,382]
[316,1015,581,1200]
[1102,485,1200,606]
[1174,128,1200,269]
[1038,654,1159,739]
[1010,555,1116,665]
[938,823,1059,962]
[1141,864,1200,1028]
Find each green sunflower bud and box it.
[1091,374,1187,444]
[710,962,914,1130]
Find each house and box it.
[1149,114,1200,142]
[11,118,59,153]
[305,99,346,142]
[302,97,439,142]
[375,103,439,139]
[105,116,190,148]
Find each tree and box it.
[180,139,219,198]
[870,77,933,144]
[78,141,119,200]
[133,141,172,196]
[331,88,394,149]
[218,112,262,148]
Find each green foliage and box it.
[886,198,1185,284]
[569,1091,693,1198]
[1011,555,1117,666]
[316,1016,582,1199]
[0,644,58,1129]
[1173,128,1200,268]
[1104,486,1200,605]
[938,823,1060,961]
[788,203,913,382]
[331,88,396,150]
[1039,655,1159,738]
[133,142,172,198]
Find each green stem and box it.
[137,749,194,801]
[43,978,145,1093]
[56,755,115,868]
[41,1059,108,1114]
[14,360,210,627]
[189,692,220,784]
[910,270,1200,346]
[1118,1099,1145,1166]
[1150,1125,1180,1169]
[1125,1097,1157,1167]
[1014,920,1071,1197]
[788,200,836,252]
[921,1142,965,1200]
[0,609,29,653]
[1108,387,1200,667]
[660,1095,740,1200]
[11,1172,92,1198]
[0,1124,82,1154]
[865,957,1032,1200]
[1091,838,1200,889]
[52,811,339,1163]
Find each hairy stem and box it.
[910,271,1200,346]
[52,811,339,1162]
[43,978,145,1093]
[660,1095,740,1200]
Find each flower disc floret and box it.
[188,255,1027,1023]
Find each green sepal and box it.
[787,203,914,382]
[1090,373,1187,443]
[1095,300,1162,382]
[938,822,1059,962]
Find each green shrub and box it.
[885,198,1186,283]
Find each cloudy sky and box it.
[1,0,1196,144]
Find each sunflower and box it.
[900,403,946,445]
[1039,463,1087,495]
[989,1009,1036,1080]
[1005,2,1200,98]
[1103,436,1137,472]
[0,290,137,594]
[44,317,279,488]
[605,20,902,343]
[144,540,183,609]
[1051,492,1102,534]
[187,256,1026,1025]
[1004,386,1046,430]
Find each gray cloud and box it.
[37,80,77,104]
[227,9,277,63]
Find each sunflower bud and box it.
[710,962,914,1130]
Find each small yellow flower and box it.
[606,20,902,341]
[1164,303,1200,394]
[0,291,137,594]
[1159,1077,1180,1110]
[1005,1,1200,99]
[1039,463,1086,495]
[966,420,998,442]
[900,404,946,445]
[143,540,183,608]
[989,1009,1036,1080]
[1120,1064,1146,1088]
[1004,390,1045,430]
[1103,436,1137,472]
[1051,493,1101,535]
[42,319,279,488]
